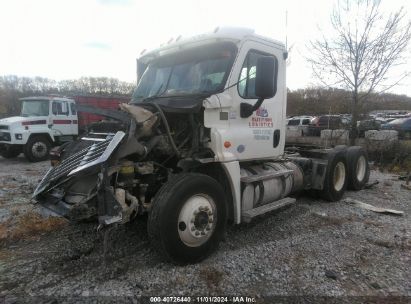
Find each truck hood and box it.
[0,116,27,125]
[0,116,49,127]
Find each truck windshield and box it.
[21,100,49,117]
[132,42,237,102]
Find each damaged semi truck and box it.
[32,28,370,263]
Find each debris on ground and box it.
[324,270,338,280]
[364,180,379,189]
[398,174,411,181]
[400,184,411,191]
[344,197,404,215]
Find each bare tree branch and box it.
[307,0,411,144]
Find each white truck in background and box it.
[0,95,127,162]
[0,96,78,162]
[33,28,370,264]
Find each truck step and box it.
[241,170,293,183]
[241,197,296,223]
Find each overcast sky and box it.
[1,0,411,95]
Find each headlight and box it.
[15,134,23,140]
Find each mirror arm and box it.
[252,98,264,112]
[240,98,265,118]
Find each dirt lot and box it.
[0,155,410,303]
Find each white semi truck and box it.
[0,96,78,162]
[33,28,370,264]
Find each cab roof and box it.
[139,27,286,64]
[19,96,75,102]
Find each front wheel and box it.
[23,135,51,162]
[148,173,226,264]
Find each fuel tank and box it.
[240,161,304,211]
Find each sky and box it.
[1,0,411,95]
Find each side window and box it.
[52,101,69,115]
[288,119,300,126]
[52,102,59,115]
[302,119,310,125]
[70,103,77,115]
[238,50,277,99]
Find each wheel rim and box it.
[32,142,47,159]
[333,162,346,192]
[177,194,217,247]
[356,155,367,182]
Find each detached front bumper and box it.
[33,131,126,224]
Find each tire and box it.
[0,145,21,158]
[148,173,226,264]
[321,150,348,201]
[346,146,370,190]
[23,135,51,162]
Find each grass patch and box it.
[0,211,67,242]
[200,266,224,289]
[375,140,411,174]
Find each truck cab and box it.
[0,96,77,161]
[134,28,286,162]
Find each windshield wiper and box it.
[141,84,166,102]
[146,91,213,101]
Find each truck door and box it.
[69,102,79,136]
[226,42,285,161]
[51,100,73,137]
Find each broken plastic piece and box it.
[344,198,404,216]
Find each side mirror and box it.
[255,56,277,99]
[240,56,277,118]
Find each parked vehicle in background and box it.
[0,95,128,162]
[286,116,313,136]
[376,117,396,125]
[308,115,343,136]
[340,114,352,126]
[381,117,411,139]
[357,119,381,137]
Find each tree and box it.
[308,0,411,144]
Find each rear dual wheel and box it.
[321,146,370,201]
[321,150,348,201]
[346,146,370,190]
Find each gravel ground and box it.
[0,156,410,303]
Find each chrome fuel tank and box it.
[240,161,303,211]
